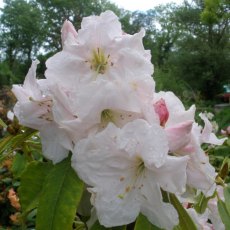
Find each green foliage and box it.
[169,194,197,230]
[36,156,84,230]
[134,214,163,230]
[155,0,229,100]
[201,0,220,24]
[91,221,126,230]
[215,107,230,130]
[0,62,14,87]
[11,153,28,178]
[19,161,52,214]
[194,192,216,214]
[0,0,45,83]
[218,187,230,229]
[208,138,230,182]
[224,185,230,214]
[1,0,44,58]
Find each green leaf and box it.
[217,199,230,229]
[90,220,126,230]
[0,135,13,153]
[169,194,197,230]
[11,153,27,178]
[18,161,53,213]
[194,192,215,214]
[0,128,36,155]
[36,156,84,230]
[0,117,7,128]
[219,158,229,181]
[134,214,163,230]
[91,221,107,230]
[224,184,230,215]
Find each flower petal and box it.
[200,113,227,145]
[40,124,70,164]
[165,120,193,152]
[141,182,179,230]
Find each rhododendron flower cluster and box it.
[12,11,226,230]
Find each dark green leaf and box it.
[219,159,229,181]
[19,161,53,213]
[134,214,163,230]
[169,194,197,230]
[90,220,126,230]
[36,157,84,230]
[91,221,107,230]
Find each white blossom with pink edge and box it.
[152,91,220,196]
[153,91,195,152]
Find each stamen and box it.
[90,48,110,74]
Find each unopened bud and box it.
[153,98,169,126]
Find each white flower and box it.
[12,60,53,130]
[50,77,156,142]
[179,113,226,196]
[199,113,226,145]
[187,208,213,230]
[7,110,14,121]
[153,91,195,128]
[12,61,72,163]
[153,91,217,196]
[45,11,153,88]
[72,119,189,229]
[153,91,195,152]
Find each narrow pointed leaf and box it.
[18,161,53,213]
[169,194,197,230]
[194,192,215,214]
[134,214,163,230]
[0,117,7,128]
[224,185,230,215]
[218,199,230,229]
[36,157,84,230]
[0,135,13,152]
[0,128,36,155]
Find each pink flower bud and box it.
[153,98,169,126]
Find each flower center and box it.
[136,157,145,177]
[117,157,146,199]
[29,97,53,122]
[90,48,110,74]
[101,109,114,128]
